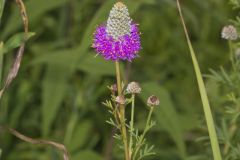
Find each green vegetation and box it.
[0,0,239,160]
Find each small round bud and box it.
[110,84,118,92]
[115,95,125,105]
[221,25,238,40]
[147,95,160,107]
[126,82,141,94]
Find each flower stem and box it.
[129,94,135,158]
[132,107,154,160]
[223,123,237,155]
[0,42,3,85]
[0,0,6,23]
[115,61,130,160]
[228,40,236,72]
[229,40,233,60]
[0,0,5,86]
[176,1,222,160]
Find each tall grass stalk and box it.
[0,0,5,85]
[176,1,222,160]
[0,0,5,23]
[0,43,3,85]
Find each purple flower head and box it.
[92,2,141,61]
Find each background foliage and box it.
[0,0,235,160]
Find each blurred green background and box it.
[0,0,233,159]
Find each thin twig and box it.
[0,0,29,98]
[15,0,29,33]
[0,126,69,160]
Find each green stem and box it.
[0,42,3,85]
[132,107,154,160]
[129,94,135,158]
[176,1,222,160]
[228,40,236,72]
[0,0,6,24]
[0,0,5,85]
[223,123,237,155]
[229,40,233,59]
[115,61,130,160]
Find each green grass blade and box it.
[0,42,3,85]
[0,0,5,24]
[0,0,5,85]
[176,1,222,160]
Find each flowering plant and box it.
[93,2,159,160]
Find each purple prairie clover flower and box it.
[92,2,141,61]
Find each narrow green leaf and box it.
[176,1,222,160]
[9,80,31,128]
[3,32,35,54]
[41,64,70,136]
[0,0,5,25]
[64,113,78,145]
[0,42,3,85]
